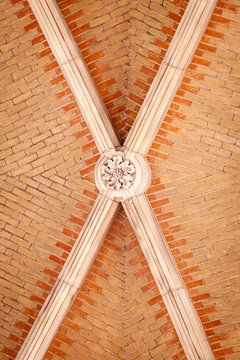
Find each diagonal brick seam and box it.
[2,3,187,358]
[14,3,218,356]
[2,0,238,360]
[1,0,98,358]
[44,210,186,360]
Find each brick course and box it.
[45,210,185,360]
[0,0,98,357]
[147,1,240,358]
[0,0,239,359]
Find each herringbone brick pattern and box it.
[45,209,185,360]
[147,1,240,358]
[0,0,98,358]
[57,0,188,142]
[0,0,239,359]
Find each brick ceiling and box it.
[0,0,240,359]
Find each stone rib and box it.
[122,194,215,359]
[28,0,119,154]
[16,0,218,359]
[124,0,217,155]
[16,194,119,360]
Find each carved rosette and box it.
[95,150,151,201]
[101,155,136,191]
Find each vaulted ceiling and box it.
[0,0,240,359]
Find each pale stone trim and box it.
[28,0,119,153]
[16,194,119,360]
[17,0,218,359]
[124,0,217,155]
[122,194,215,360]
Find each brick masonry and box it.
[56,0,188,142]
[0,0,239,359]
[0,0,99,358]
[45,209,185,360]
[147,1,240,358]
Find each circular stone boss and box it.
[95,150,151,201]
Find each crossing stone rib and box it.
[17,0,217,358]
[124,0,217,155]
[122,194,215,359]
[28,0,120,154]
[16,194,119,360]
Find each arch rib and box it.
[17,0,217,359]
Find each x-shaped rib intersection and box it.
[17,1,217,359]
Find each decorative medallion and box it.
[101,155,136,190]
[95,149,151,200]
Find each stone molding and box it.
[124,0,217,155]
[123,194,215,359]
[27,0,119,154]
[17,0,217,359]
[16,194,119,360]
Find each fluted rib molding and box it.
[28,0,119,153]
[16,194,119,360]
[124,0,217,155]
[122,194,215,360]
[19,0,218,359]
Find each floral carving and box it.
[101,155,136,191]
